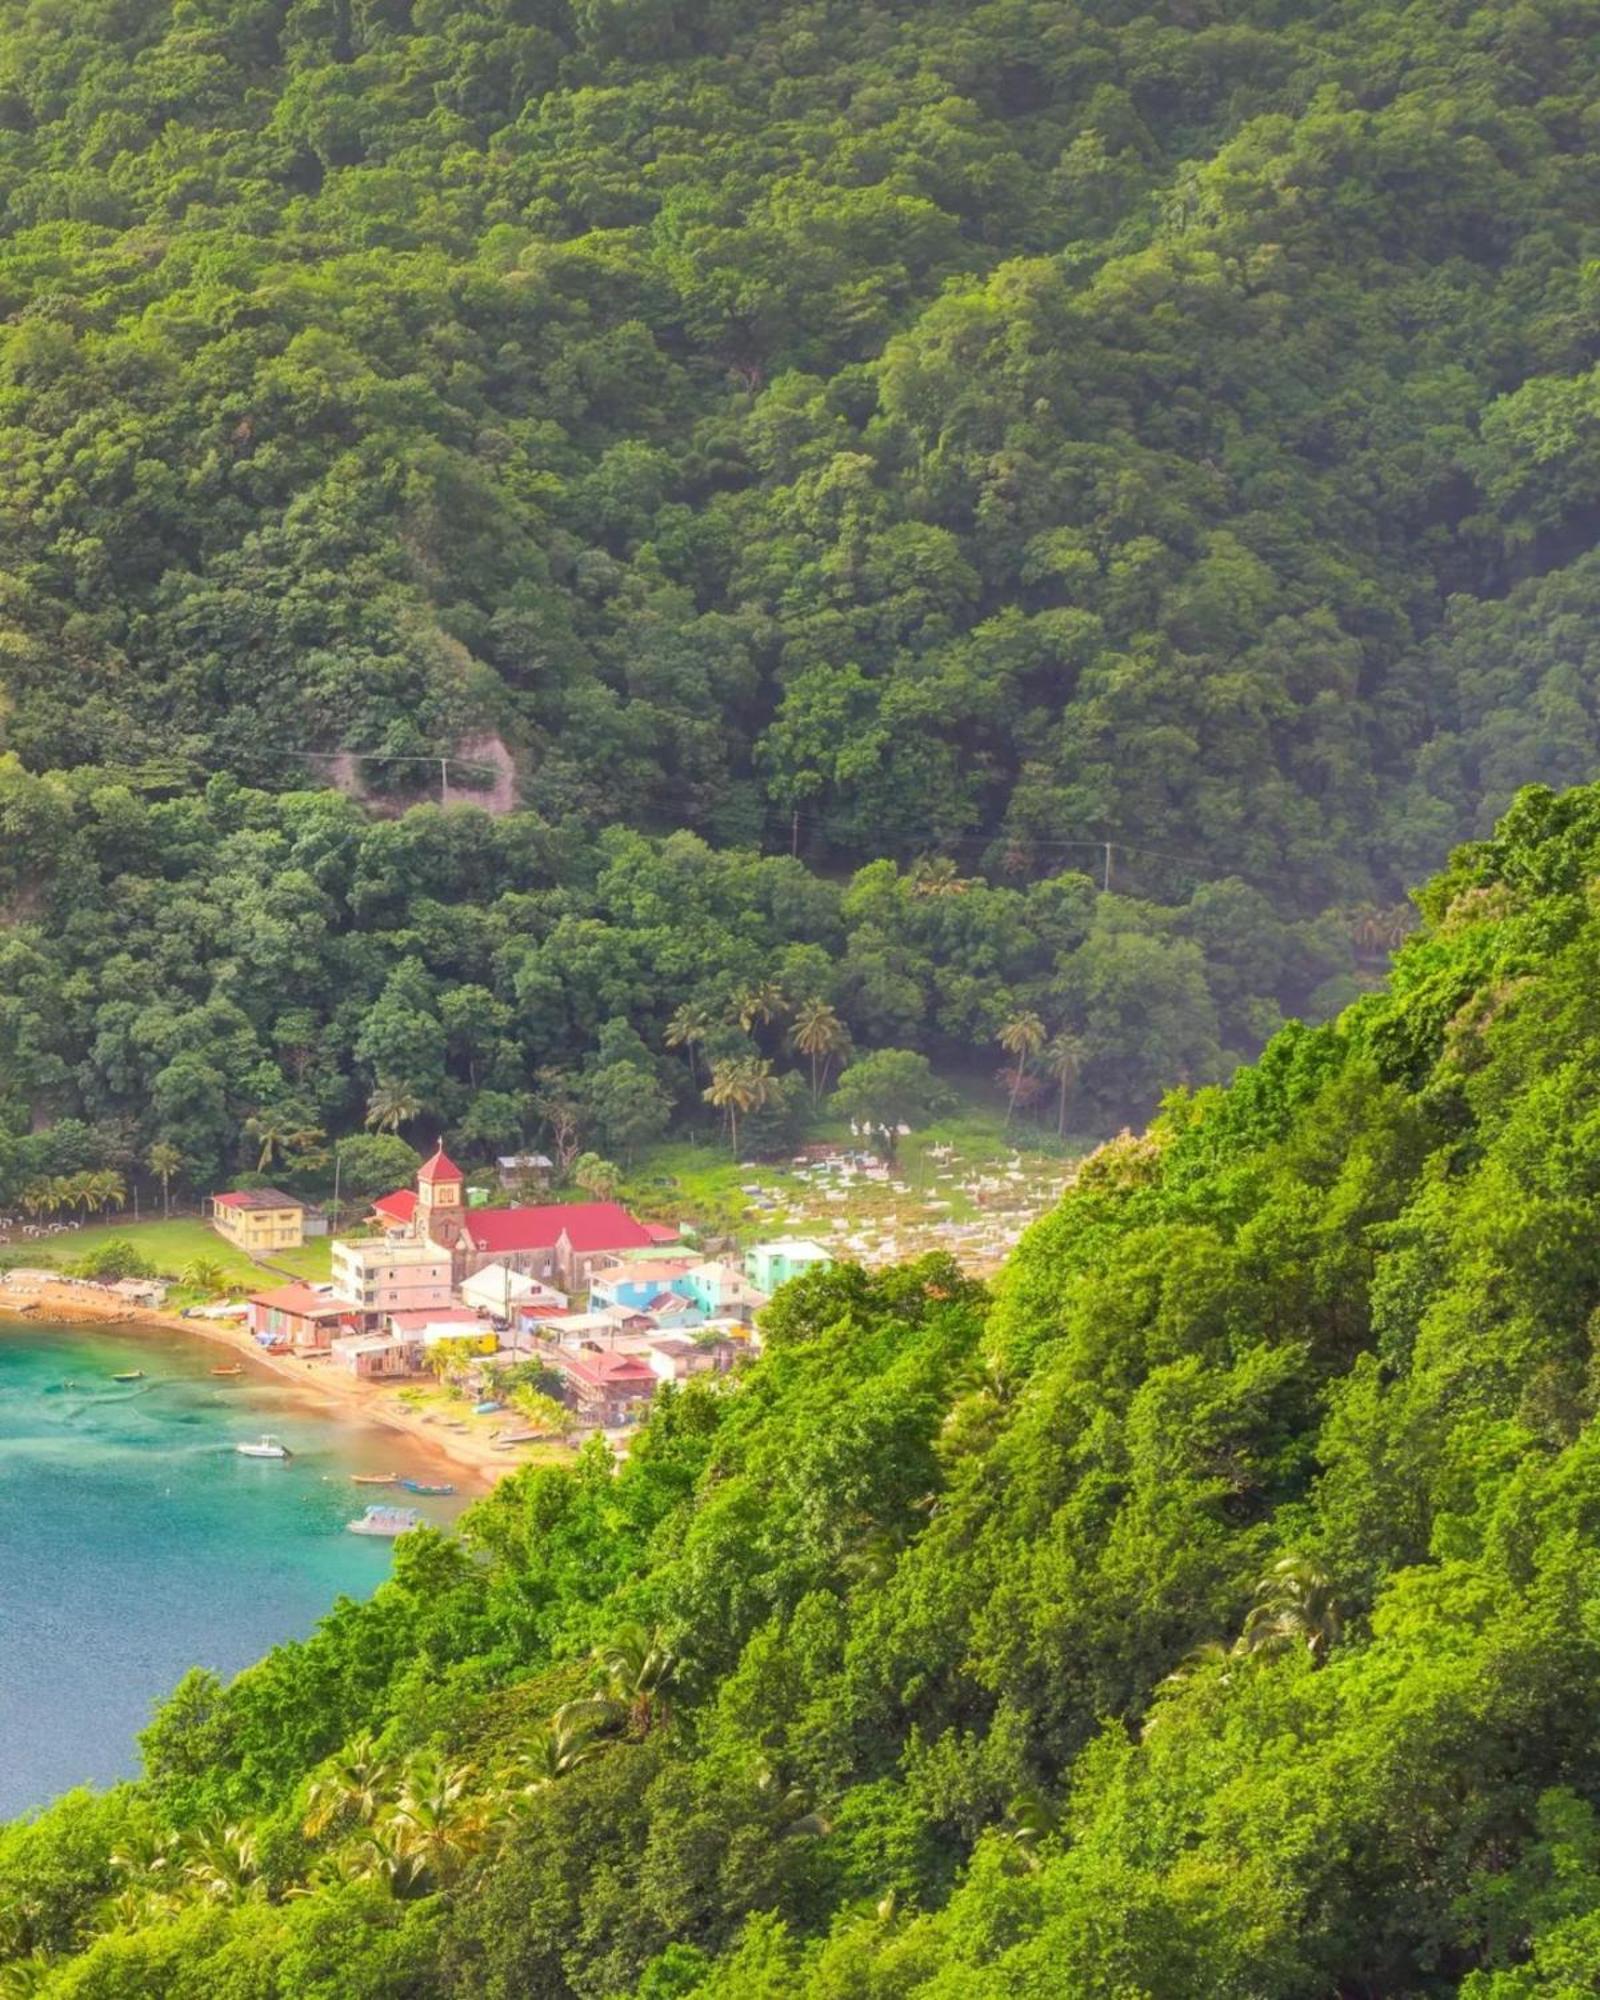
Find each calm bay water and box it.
[0,1322,464,1819]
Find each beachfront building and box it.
[330,1237,453,1329]
[385,1306,495,1349]
[744,1238,834,1294]
[245,1282,351,1352]
[544,1346,658,1426]
[372,1145,679,1292]
[331,1331,424,1380]
[459,1262,568,1321]
[209,1188,306,1252]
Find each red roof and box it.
[248,1283,345,1318]
[644,1221,681,1243]
[463,1202,655,1256]
[552,1349,656,1390]
[417,1144,463,1186]
[215,1188,301,1211]
[371,1189,417,1224]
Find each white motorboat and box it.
[347,1504,421,1538]
[235,1434,292,1459]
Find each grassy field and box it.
[0,1214,334,1290]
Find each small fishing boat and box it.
[398,1478,455,1497]
[492,1430,543,1448]
[351,1473,399,1486]
[112,1370,144,1382]
[473,1400,502,1415]
[347,1504,422,1538]
[210,1365,243,1377]
[235,1434,291,1460]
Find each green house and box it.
[743,1238,834,1295]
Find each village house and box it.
[682,1258,768,1323]
[458,1262,568,1321]
[544,1346,658,1427]
[586,1256,700,1313]
[329,1237,453,1330]
[384,1306,495,1349]
[245,1283,351,1353]
[331,1330,424,1380]
[744,1237,834,1294]
[496,1153,554,1190]
[370,1145,677,1292]
[209,1188,306,1252]
[641,1334,737,1383]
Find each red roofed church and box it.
[370,1144,672,1291]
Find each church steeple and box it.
[416,1142,464,1246]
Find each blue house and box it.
[587,1258,699,1312]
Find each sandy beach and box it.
[0,1280,555,1492]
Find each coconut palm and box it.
[179,1258,226,1295]
[85,1169,126,1218]
[382,1754,489,1892]
[733,980,786,1036]
[180,1821,266,1905]
[302,1731,396,1839]
[593,1621,679,1737]
[664,1001,717,1085]
[997,1011,1046,1128]
[1240,1555,1342,1665]
[703,1056,777,1158]
[0,1950,56,1997]
[514,1703,613,1792]
[147,1142,182,1219]
[1043,1031,1087,1138]
[790,997,849,1107]
[365,1078,421,1135]
[907,856,970,898]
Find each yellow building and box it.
[209,1188,306,1252]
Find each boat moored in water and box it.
[210,1365,243,1377]
[351,1473,398,1486]
[398,1478,455,1496]
[112,1370,144,1382]
[347,1504,422,1538]
[235,1435,292,1459]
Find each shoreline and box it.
[0,1283,549,1492]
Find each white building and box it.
[459,1262,568,1320]
[331,1237,454,1327]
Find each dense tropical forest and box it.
[10,779,1600,1993]
[7,0,1600,1169]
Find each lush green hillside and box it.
[0,0,1598,895]
[8,780,1600,1993]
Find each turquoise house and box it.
[744,1238,834,1294]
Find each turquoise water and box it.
[0,1322,465,1820]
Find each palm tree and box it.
[1043,1031,1087,1138]
[664,1001,717,1085]
[514,1704,612,1793]
[1240,1555,1342,1665]
[790,997,849,1107]
[703,1057,777,1158]
[302,1732,396,1839]
[0,1950,57,1997]
[733,980,786,1036]
[365,1078,421,1135]
[147,1142,182,1219]
[180,1821,265,1905]
[383,1754,489,1893]
[179,1258,226,1295]
[593,1622,679,1737]
[997,1011,1046,1128]
[907,856,970,898]
[86,1169,126,1219]
[244,1108,295,1171]
[19,1180,58,1220]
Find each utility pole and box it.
[1103,841,1113,893]
[439,757,449,808]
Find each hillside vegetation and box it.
[3,0,1600,882]
[9,783,1600,1993]
[13,0,1600,1163]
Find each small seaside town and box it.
[1,1128,1075,1465]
